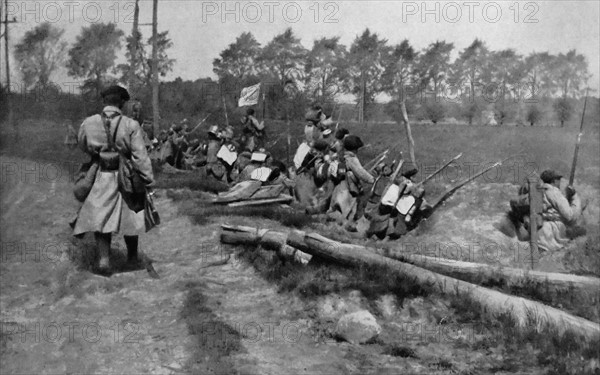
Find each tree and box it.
[417,41,454,101]
[488,49,522,104]
[259,28,307,88]
[553,97,573,127]
[67,23,124,95]
[552,50,589,98]
[346,29,388,122]
[524,52,555,99]
[14,23,67,89]
[258,28,307,118]
[213,32,261,82]
[117,31,174,94]
[451,39,490,101]
[304,37,348,103]
[382,39,418,102]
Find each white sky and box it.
[2,0,599,94]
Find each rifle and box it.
[569,89,589,186]
[335,105,344,132]
[429,160,504,212]
[366,150,390,173]
[188,114,212,134]
[417,153,463,186]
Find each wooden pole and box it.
[151,0,159,136]
[129,0,140,93]
[400,101,416,168]
[527,176,543,270]
[2,0,17,141]
[222,93,229,126]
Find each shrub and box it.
[526,105,543,126]
[422,102,446,124]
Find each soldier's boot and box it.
[125,235,140,265]
[94,232,112,275]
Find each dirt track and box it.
[1,156,458,374]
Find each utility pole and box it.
[128,0,140,92]
[1,0,18,141]
[151,0,159,136]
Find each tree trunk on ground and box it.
[286,232,600,341]
[221,225,600,295]
[220,225,311,264]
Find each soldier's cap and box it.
[335,128,350,140]
[101,85,130,102]
[402,168,419,179]
[540,170,562,183]
[343,135,364,151]
[172,124,183,132]
[305,109,323,123]
[181,118,189,124]
[322,128,333,137]
[313,139,329,152]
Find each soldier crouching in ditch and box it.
[503,169,586,252]
[71,86,155,275]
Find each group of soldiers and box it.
[86,99,586,248]
[292,105,433,238]
[138,108,270,184]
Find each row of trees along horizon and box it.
[1,22,596,129]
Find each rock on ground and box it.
[335,310,381,345]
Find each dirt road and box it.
[0,156,435,374]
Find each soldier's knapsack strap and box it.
[100,112,123,151]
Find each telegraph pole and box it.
[1,0,18,140]
[151,0,159,136]
[128,0,141,92]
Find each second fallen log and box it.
[286,232,600,341]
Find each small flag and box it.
[238,83,261,107]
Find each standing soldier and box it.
[72,86,155,274]
[241,108,263,152]
[329,135,375,231]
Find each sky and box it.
[2,0,599,96]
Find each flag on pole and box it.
[238,83,261,107]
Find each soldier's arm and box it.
[128,120,155,186]
[346,156,375,184]
[546,186,581,224]
[77,118,92,154]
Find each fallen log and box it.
[222,225,600,294]
[393,253,600,293]
[286,232,600,340]
[220,225,311,264]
